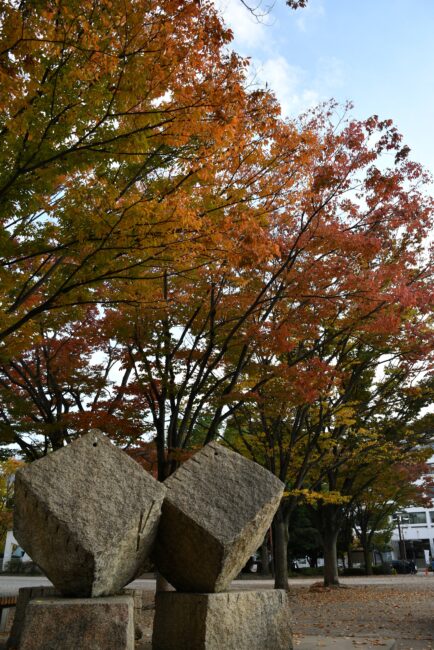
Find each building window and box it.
[405,512,427,525]
[429,511,434,524]
[404,539,430,560]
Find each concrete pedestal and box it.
[17,594,134,650]
[152,590,292,650]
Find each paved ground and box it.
[0,575,432,649]
[288,578,434,650]
[1,573,432,595]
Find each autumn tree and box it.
[3,93,432,593]
[1,1,433,601]
[304,364,434,587]
[351,461,432,574]
[1,1,431,468]
[105,101,432,492]
[0,458,23,549]
[0,0,260,348]
[225,228,433,589]
[0,0,328,473]
[0,308,144,459]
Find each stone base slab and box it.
[7,586,59,649]
[152,590,292,650]
[17,594,134,650]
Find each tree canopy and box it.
[0,0,433,591]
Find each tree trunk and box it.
[273,504,290,590]
[321,506,341,587]
[347,544,353,569]
[260,534,271,575]
[363,544,373,575]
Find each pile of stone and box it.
[10,431,292,649]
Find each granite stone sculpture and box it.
[11,437,292,650]
[153,441,285,593]
[14,430,166,597]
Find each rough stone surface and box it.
[152,590,292,650]
[7,586,59,649]
[14,431,166,597]
[17,595,134,650]
[8,587,152,649]
[154,442,284,592]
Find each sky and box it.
[215,0,434,178]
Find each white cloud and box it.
[255,56,320,117]
[213,0,341,120]
[295,0,325,33]
[214,0,271,52]
[315,56,345,90]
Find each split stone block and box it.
[152,590,292,650]
[154,442,284,592]
[17,595,134,650]
[14,430,166,597]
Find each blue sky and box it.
[216,0,434,176]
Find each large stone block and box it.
[17,595,134,650]
[152,590,292,650]
[154,442,284,592]
[14,431,166,597]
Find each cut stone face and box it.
[152,591,292,650]
[154,442,284,592]
[14,431,166,597]
[18,595,134,650]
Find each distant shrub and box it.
[342,567,365,576]
[296,567,324,576]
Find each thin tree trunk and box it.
[347,544,353,569]
[323,517,339,587]
[260,534,271,575]
[359,526,373,575]
[363,544,373,575]
[273,505,289,590]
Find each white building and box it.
[2,530,31,571]
[390,506,434,566]
[390,460,434,567]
